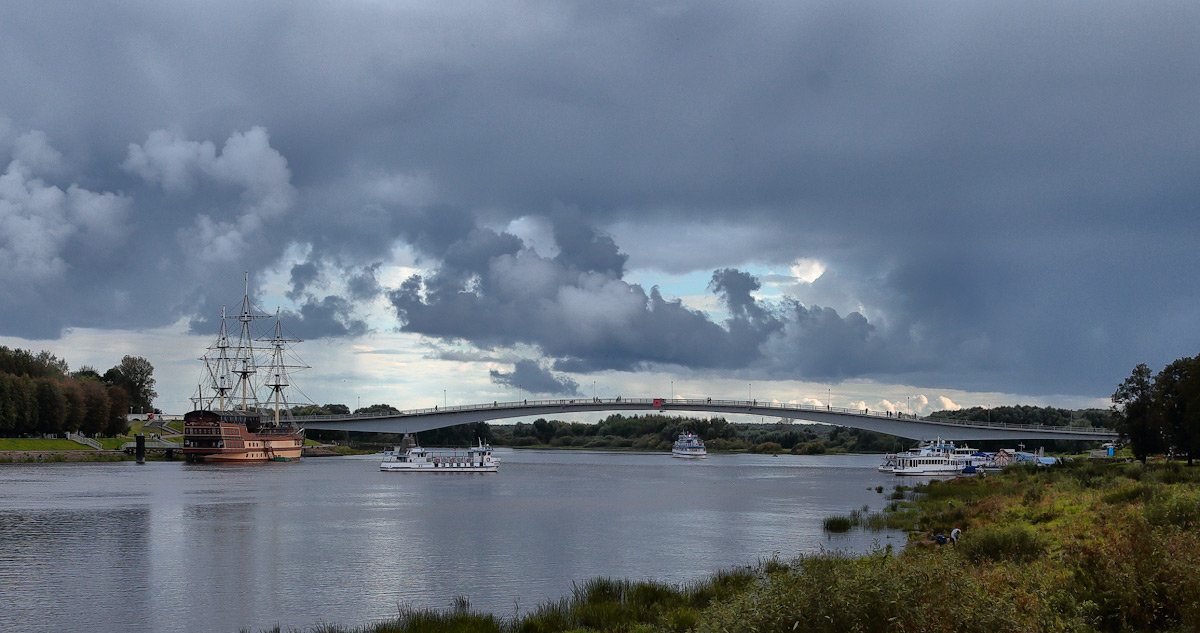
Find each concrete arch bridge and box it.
[296,396,1118,443]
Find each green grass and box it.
[821,515,853,532]
[100,437,132,449]
[0,438,94,450]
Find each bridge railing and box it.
[290,396,1115,436]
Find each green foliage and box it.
[1101,483,1160,505]
[355,403,401,415]
[0,346,136,438]
[1113,355,1200,464]
[930,403,1104,427]
[697,549,1054,633]
[0,346,69,378]
[488,414,905,454]
[1068,516,1200,631]
[106,355,157,413]
[957,523,1046,564]
[419,422,493,446]
[1143,488,1200,527]
[822,515,853,532]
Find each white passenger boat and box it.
[889,438,988,476]
[380,440,499,472]
[671,433,707,458]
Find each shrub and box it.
[1144,489,1200,527]
[1102,483,1160,505]
[957,523,1046,564]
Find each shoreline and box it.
[0,444,351,463]
[0,450,129,463]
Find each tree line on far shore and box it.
[0,346,158,438]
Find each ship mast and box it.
[261,308,305,426]
[192,272,309,415]
[230,272,270,411]
[213,305,234,410]
[192,305,235,411]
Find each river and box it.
[0,449,903,633]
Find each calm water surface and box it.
[0,450,903,633]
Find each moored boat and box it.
[380,439,499,472]
[888,438,989,475]
[671,432,707,459]
[182,409,304,462]
[183,275,307,464]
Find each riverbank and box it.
[282,459,1199,633]
[0,440,364,462]
[0,449,129,463]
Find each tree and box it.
[72,366,103,382]
[80,380,110,436]
[105,385,131,436]
[1153,356,1200,466]
[61,380,86,433]
[1112,363,1162,463]
[105,356,157,413]
[35,378,67,434]
[354,403,399,415]
[0,346,68,378]
[0,374,14,435]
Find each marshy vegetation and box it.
[268,460,1200,633]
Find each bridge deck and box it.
[293,397,1118,442]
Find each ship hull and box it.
[182,410,304,463]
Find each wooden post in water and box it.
[135,434,146,464]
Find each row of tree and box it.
[929,405,1112,453]
[1112,353,1200,464]
[0,346,158,438]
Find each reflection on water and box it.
[0,451,902,633]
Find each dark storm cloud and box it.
[490,359,580,397]
[387,229,755,370]
[550,207,627,277]
[709,268,770,324]
[346,264,383,301]
[0,2,1197,398]
[388,228,880,378]
[289,295,368,340]
[187,290,367,343]
[288,262,320,300]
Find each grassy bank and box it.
[262,460,1200,633]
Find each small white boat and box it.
[671,433,707,459]
[380,440,499,472]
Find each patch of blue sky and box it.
[625,264,793,320]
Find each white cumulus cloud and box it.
[0,156,131,283]
[124,127,296,262]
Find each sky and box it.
[2,1,1198,418]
